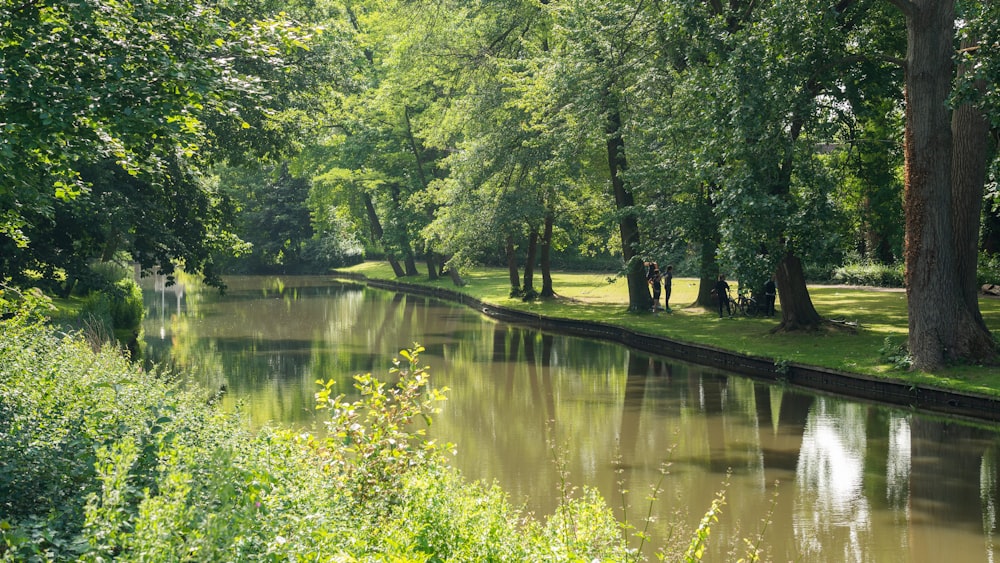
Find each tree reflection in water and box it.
[142,275,1000,562]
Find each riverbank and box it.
[336,262,1000,423]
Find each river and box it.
[141,274,1000,562]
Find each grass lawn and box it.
[340,261,1000,398]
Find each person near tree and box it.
[763,275,777,317]
[662,265,674,312]
[711,273,731,318]
[646,261,662,311]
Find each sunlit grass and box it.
[339,263,1000,397]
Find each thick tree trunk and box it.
[523,229,539,299]
[902,0,994,370]
[951,38,994,331]
[697,231,721,306]
[606,107,651,312]
[425,249,439,281]
[774,252,822,331]
[540,213,554,298]
[505,235,521,296]
[403,252,419,277]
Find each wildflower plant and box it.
[314,344,454,518]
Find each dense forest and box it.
[2,0,999,370]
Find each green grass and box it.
[341,262,1000,397]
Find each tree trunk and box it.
[425,248,439,281]
[363,192,405,277]
[697,241,719,308]
[540,213,554,298]
[901,0,994,370]
[774,251,822,331]
[696,184,721,308]
[505,235,521,296]
[403,252,419,277]
[951,36,994,331]
[606,106,651,312]
[442,254,465,286]
[523,229,539,299]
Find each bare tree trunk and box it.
[951,36,994,331]
[363,192,405,277]
[425,247,439,281]
[899,0,994,369]
[774,252,822,331]
[403,252,419,277]
[523,229,539,299]
[442,255,465,286]
[696,184,720,308]
[540,213,554,298]
[505,235,521,296]
[606,106,651,312]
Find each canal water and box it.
[142,274,1000,562]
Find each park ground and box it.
[341,261,1000,399]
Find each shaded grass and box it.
[342,261,1000,398]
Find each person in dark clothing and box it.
[646,262,661,311]
[763,275,777,317]
[712,273,731,318]
[662,265,673,312]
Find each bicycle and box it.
[731,289,760,316]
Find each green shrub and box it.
[803,263,837,284]
[108,277,144,333]
[0,309,634,561]
[832,261,904,287]
[76,259,134,296]
[978,251,1000,286]
[77,291,115,345]
[1,297,743,562]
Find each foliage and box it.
[979,251,1000,286]
[833,261,905,288]
[314,345,454,519]
[0,0,326,289]
[879,337,913,371]
[107,278,145,334]
[0,307,642,561]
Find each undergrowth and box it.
[0,293,771,561]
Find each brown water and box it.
[142,274,1000,562]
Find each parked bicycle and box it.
[730,288,761,316]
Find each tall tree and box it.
[0,0,321,287]
[888,0,997,369]
[545,0,657,312]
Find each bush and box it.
[0,307,638,561]
[107,277,144,333]
[978,251,1000,286]
[803,262,838,284]
[832,261,904,287]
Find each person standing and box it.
[712,273,731,318]
[648,263,662,311]
[662,265,674,312]
[763,275,777,317]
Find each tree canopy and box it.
[4,0,999,369]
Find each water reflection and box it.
[142,274,1000,561]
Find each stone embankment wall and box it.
[336,273,1000,424]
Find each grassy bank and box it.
[340,262,1000,398]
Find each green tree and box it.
[0,0,319,287]
[889,0,998,369]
